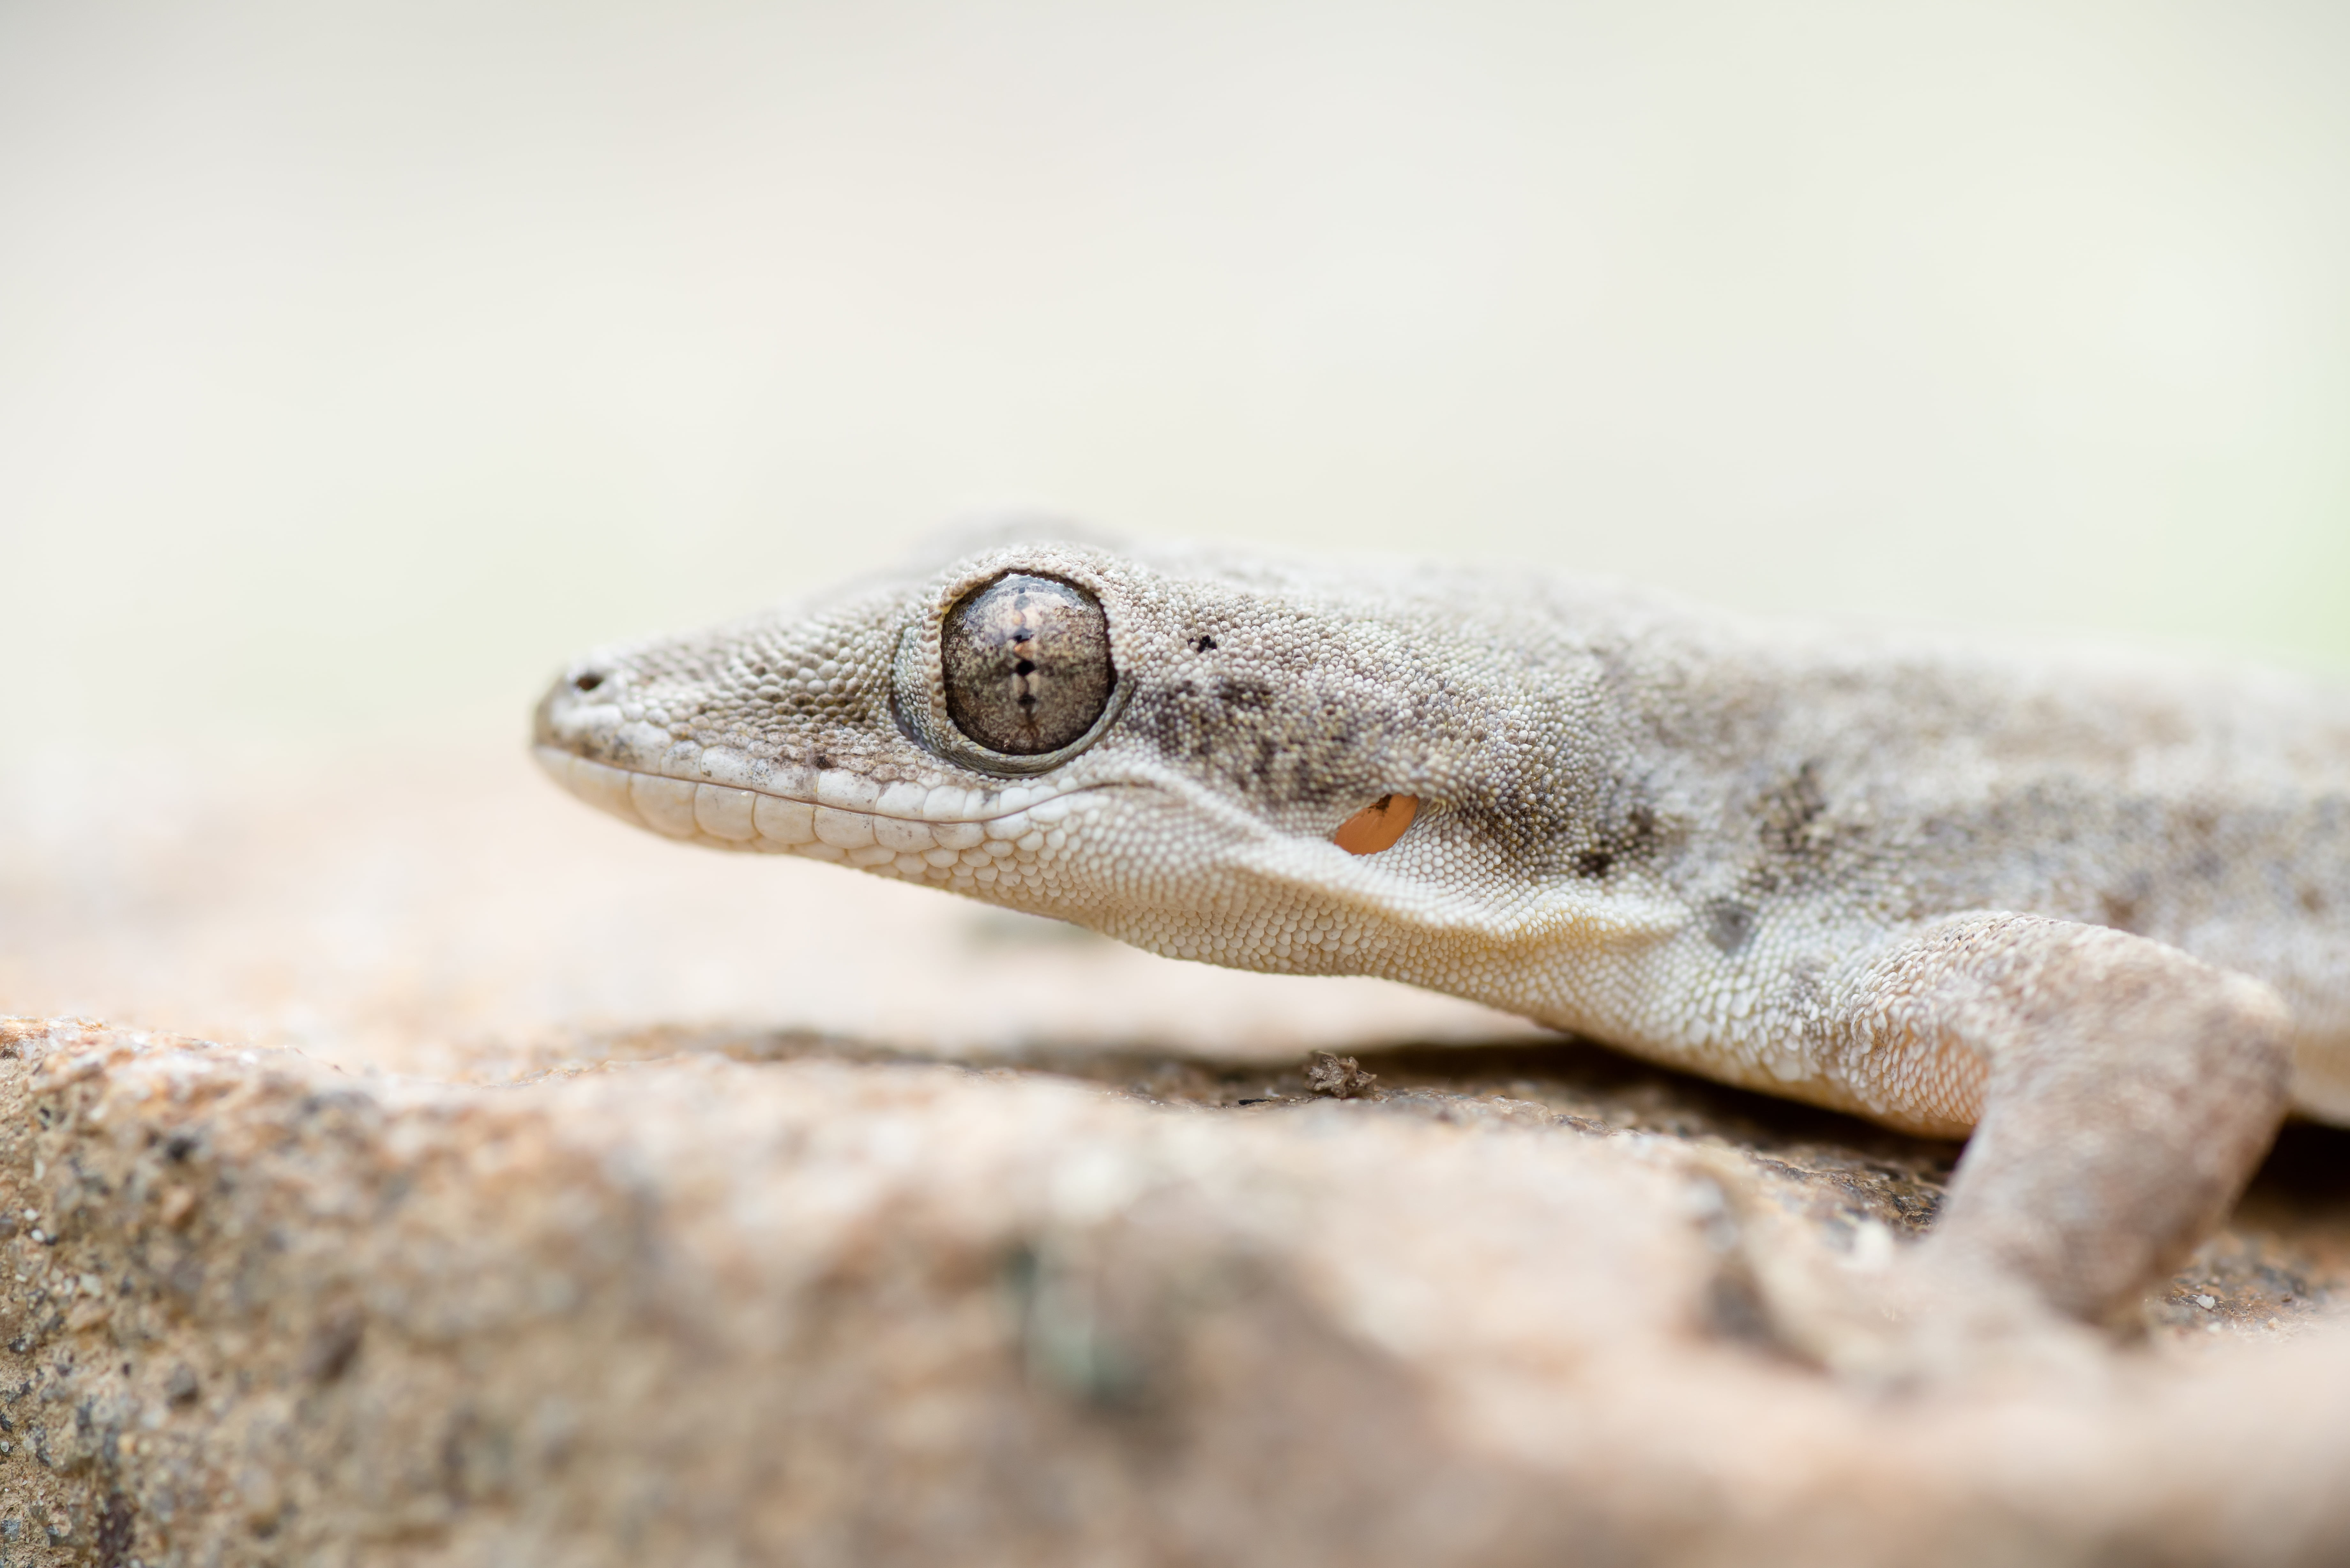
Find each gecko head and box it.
[533,530,1665,981]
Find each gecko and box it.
[532,526,2350,1331]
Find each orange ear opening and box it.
[1332,794,1417,856]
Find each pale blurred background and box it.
[2,0,2346,1067]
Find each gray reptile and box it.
[533,528,2350,1332]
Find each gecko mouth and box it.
[531,744,1106,878]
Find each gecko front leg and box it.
[1825,913,2295,1326]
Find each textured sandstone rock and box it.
[1,1015,2348,1567]
[5,748,2350,1564]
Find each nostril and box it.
[573,672,605,693]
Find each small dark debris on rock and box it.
[1304,1052,1378,1099]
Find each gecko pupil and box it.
[942,573,1113,755]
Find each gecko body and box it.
[534,531,2350,1325]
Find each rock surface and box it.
[3,746,2350,1564]
[1,1017,2348,1566]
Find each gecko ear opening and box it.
[1334,795,1417,855]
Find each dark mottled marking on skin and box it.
[1216,676,1273,712]
[1737,761,1852,899]
[1706,899,1756,955]
[1565,797,1671,882]
[1121,669,1423,810]
[1762,761,1829,858]
[1781,960,1830,1021]
[1194,634,1217,652]
[1606,800,1667,863]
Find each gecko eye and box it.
[942,573,1114,755]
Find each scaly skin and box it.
[533,530,2350,1325]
